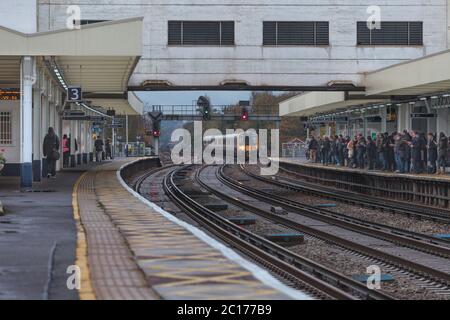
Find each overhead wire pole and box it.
[126,114,129,156]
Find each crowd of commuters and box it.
[307,131,449,175]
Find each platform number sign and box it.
[67,86,82,102]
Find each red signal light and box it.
[240,111,249,121]
[152,130,161,137]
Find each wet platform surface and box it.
[0,173,81,300]
[75,159,292,300]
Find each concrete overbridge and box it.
[148,105,281,122]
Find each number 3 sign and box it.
[67,86,82,102]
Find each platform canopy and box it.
[0,17,143,113]
[279,92,387,117]
[365,48,450,96]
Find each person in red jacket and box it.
[62,134,70,168]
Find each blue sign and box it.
[67,86,82,102]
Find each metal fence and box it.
[282,141,307,159]
[114,142,153,157]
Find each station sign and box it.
[67,86,82,102]
[0,89,20,101]
[410,113,436,118]
[64,110,86,117]
[90,116,106,122]
[63,115,90,121]
[108,123,124,129]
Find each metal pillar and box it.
[154,137,159,156]
[381,107,387,133]
[32,69,42,182]
[20,56,35,189]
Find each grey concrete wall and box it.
[37,0,449,87]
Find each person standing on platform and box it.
[321,136,331,166]
[337,135,345,166]
[410,131,422,174]
[343,136,350,167]
[329,136,337,165]
[386,133,396,171]
[105,138,112,160]
[419,132,428,173]
[393,133,403,173]
[366,136,377,170]
[437,132,448,175]
[375,133,384,170]
[62,134,70,168]
[403,136,411,173]
[347,138,354,168]
[308,136,318,163]
[427,133,438,174]
[356,134,366,169]
[95,137,104,163]
[43,127,60,179]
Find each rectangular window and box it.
[263,21,329,46]
[78,20,108,26]
[168,21,235,46]
[0,112,12,145]
[357,21,423,45]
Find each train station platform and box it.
[276,158,450,209]
[0,170,82,299]
[73,158,302,300]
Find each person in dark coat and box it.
[329,136,338,165]
[94,137,104,162]
[43,127,60,178]
[337,135,345,166]
[356,134,366,169]
[437,132,448,174]
[321,136,331,166]
[384,133,395,171]
[410,131,422,174]
[308,136,319,163]
[105,138,112,160]
[375,133,384,170]
[403,137,411,173]
[366,136,377,170]
[427,133,438,174]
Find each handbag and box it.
[52,149,61,161]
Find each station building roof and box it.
[0,17,143,114]
[280,48,450,118]
[279,91,387,117]
[365,48,450,96]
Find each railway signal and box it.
[151,120,161,137]
[151,129,161,137]
[197,96,211,121]
[239,100,250,121]
[240,108,249,121]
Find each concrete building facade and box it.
[37,0,450,89]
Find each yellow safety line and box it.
[72,172,96,300]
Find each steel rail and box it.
[212,165,450,286]
[276,166,450,223]
[240,165,450,249]
[161,166,393,300]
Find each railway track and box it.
[198,165,450,293]
[268,165,450,224]
[159,165,394,300]
[234,165,450,255]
